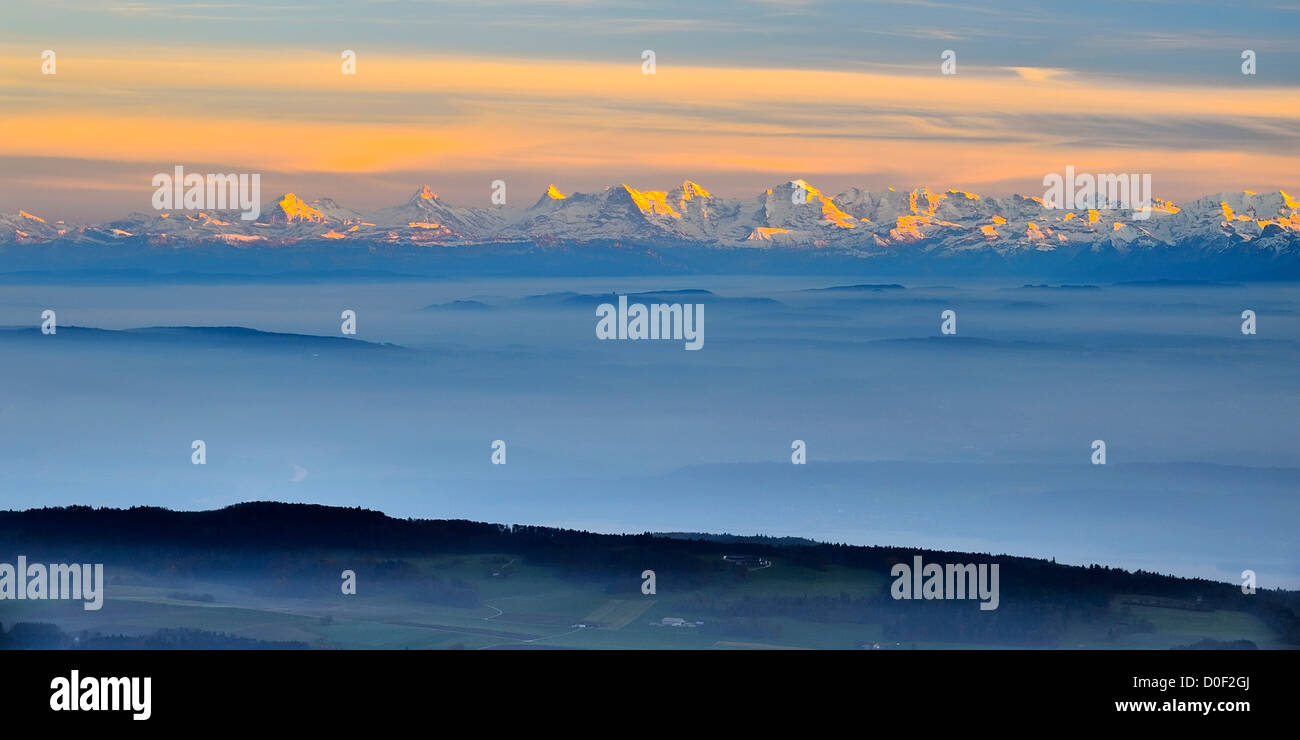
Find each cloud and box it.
[0,48,1297,215]
[1005,66,1071,83]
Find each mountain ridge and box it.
[5,181,1300,278]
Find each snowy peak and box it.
[679,179,709,196]
[264,193,365,226]
[4,184,1299,258]
[267,193,325,224]
[758,179,859,232]
[374,184,513,237]
[379,186,455,227]
[671,180,711,206]
[1170,190,1300,239]
[0,209,67,241]
[528,185,569,213]
[614,184,682,219]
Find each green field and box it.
[1,551,1286,650]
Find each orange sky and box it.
[2,47,1298,220]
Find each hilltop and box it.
[2,502,1296,650]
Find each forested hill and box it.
[2,501,1297,647]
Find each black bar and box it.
[0,649,1285,727]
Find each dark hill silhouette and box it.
[1,502,1297,647]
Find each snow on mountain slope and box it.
[0,210,69,242]
[264,194,366,226]
[3,183,1298,266]
[505,182,711,242]
[375,185,512,240]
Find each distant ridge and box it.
[802,283,906,292]
[3,185,1299,281]
[0,325,404,350]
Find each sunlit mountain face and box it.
[4,183,1299,251]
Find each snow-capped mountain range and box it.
[3,181,1299,274]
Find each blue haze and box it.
[0,276,1296,587]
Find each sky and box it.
[1,0,1299,222]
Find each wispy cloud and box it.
[1,3,1298,218]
